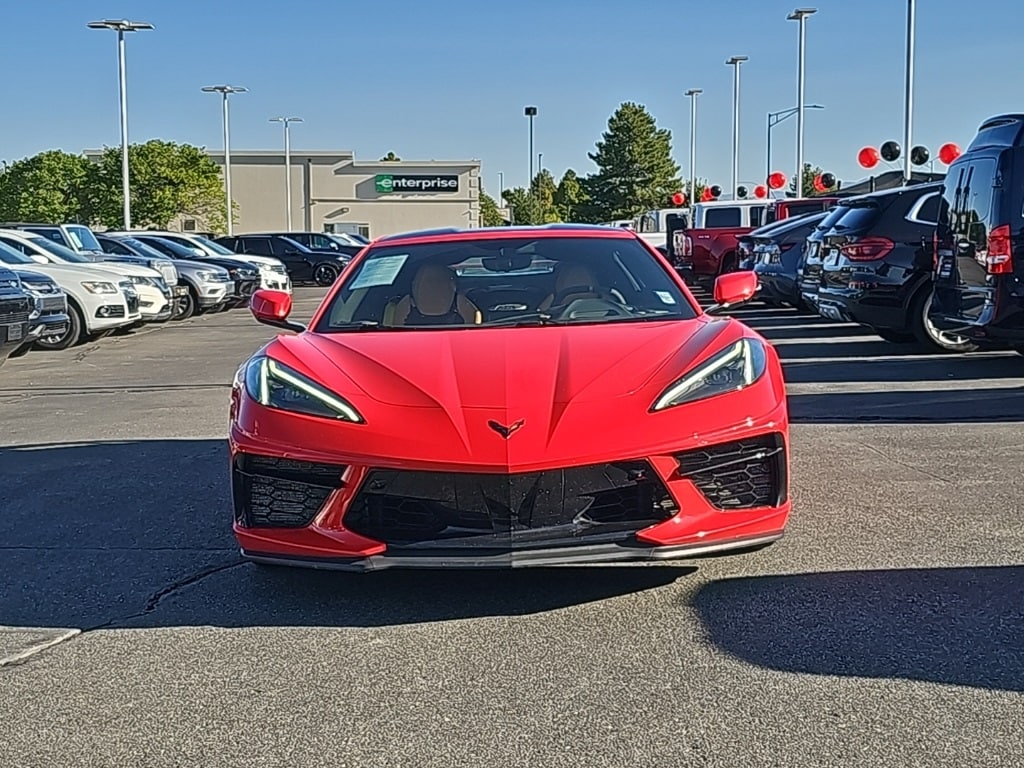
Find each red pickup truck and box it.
[665,197,839,285]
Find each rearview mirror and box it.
[250,289,306,332]
[706,271,758,315]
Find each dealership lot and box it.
[1,288,1022,767]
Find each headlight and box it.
[244,356,364,423]
[651,338,768,411]
[196,270,221,281]
[80,281,118,294]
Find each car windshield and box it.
[139,236,198,258]
[66,225,103,252]
[119,238,168,260]
[0,241,37,265]
[27,236,92,263]
[315,234,698,332]
[193,236,235,255]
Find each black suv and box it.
[797,203,854,312]
[813,182,972,351]
[215,234,351,286]
[0,266,34,368]
[931,114,1024,352]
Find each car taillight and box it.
[932,231,940,270]
[681,235,692,257]
[986,224,1014,274]
[840,237,894,261]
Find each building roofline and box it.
[81,148,480,166]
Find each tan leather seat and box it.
[389,263,481,326]
[539,263,601,311]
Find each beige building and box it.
[85,150,482,238]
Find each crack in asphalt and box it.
[853,440,951,484]
[2,559,246,668]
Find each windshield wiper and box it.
[483,312,567,327]
[325,320,407,332]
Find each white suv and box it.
[0,241,138,349]
[0,230,171,322]
[126,230,292,292]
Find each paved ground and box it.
[1,288,1022,767]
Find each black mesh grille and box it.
[675,433,787,510]
[343,461,679,547]
[0,296,32,324]
[232,454,348,528]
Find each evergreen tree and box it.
[554,169,588,222]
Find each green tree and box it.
[530,169,561,223]
[791,163,836,197]
[88,140,228,230]
[554,169,588,222]
[380,151,401,161]
[581,102,682,222]
[502,187,542,225]
[479,191,505,227]
[0,150,91,223]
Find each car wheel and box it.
[175,287,197,321]
[875,328,917,344]
[909,285,978,353]
[36,301,83,351]
[313,263,340,287]
[719,253,738,276]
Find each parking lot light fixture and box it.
[87,19,154,231]
[203,85,248,236]
[685,89,703,206]
[269,117,303,230]
[524,106,538,190]
[787,8,817,199]
[726,56,749,199]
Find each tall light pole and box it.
[787,8,817,198]
[269,116,302,230]
[524,106,537,189]
[726,56,749,199]
[87,19,153,230]
[685,89,703,205]
[203,85,247,236]
[903,0,916,185]
[767,104,824,183]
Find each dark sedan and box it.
[214,234,354,286]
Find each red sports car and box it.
[229,225,791,570]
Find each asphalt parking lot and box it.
[2,287,1022,767]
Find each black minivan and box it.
[931,114,1024,351]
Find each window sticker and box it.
[349,254,408,289]
[654,290,676,305]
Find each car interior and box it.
[318,237,696,331]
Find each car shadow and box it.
[692,567,1024,693]
[0,439,693,631]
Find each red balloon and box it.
[938,142,962,165]
[768,171,787,190]
[813,175,827,193]
[700,187,714,202]
[753,185,767,199]
[858,146,881,169]
[671,191,686,206]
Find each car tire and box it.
[35,301,83,351]
[909,285,978,353]
[875,328,917,344]
[175,286,197,321]
[718,253,738,276]
[313,263,340,287]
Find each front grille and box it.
[236,279,258,297]
[675,433,787,510]
[0,297,32,324]
[37,295,67,313]
[126,295,139,313]
[232,454,348,528]
[343,461,679,547]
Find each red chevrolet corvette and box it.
[229,225,791,570]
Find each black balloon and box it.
[710,185,722,197]
[820,172,836,188]
[737,186,748,198]
[880,141,902,162]
[910,145,930,165]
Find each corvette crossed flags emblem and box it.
[487,419,525,439]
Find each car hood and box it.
[274,318,740,411]
[77,261,161,279]
[0,260,128,285]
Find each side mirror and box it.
[250,289,306,332]
[706,271,758,315]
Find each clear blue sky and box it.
[1,0,1019,198]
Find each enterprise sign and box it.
[375,174,459,194]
